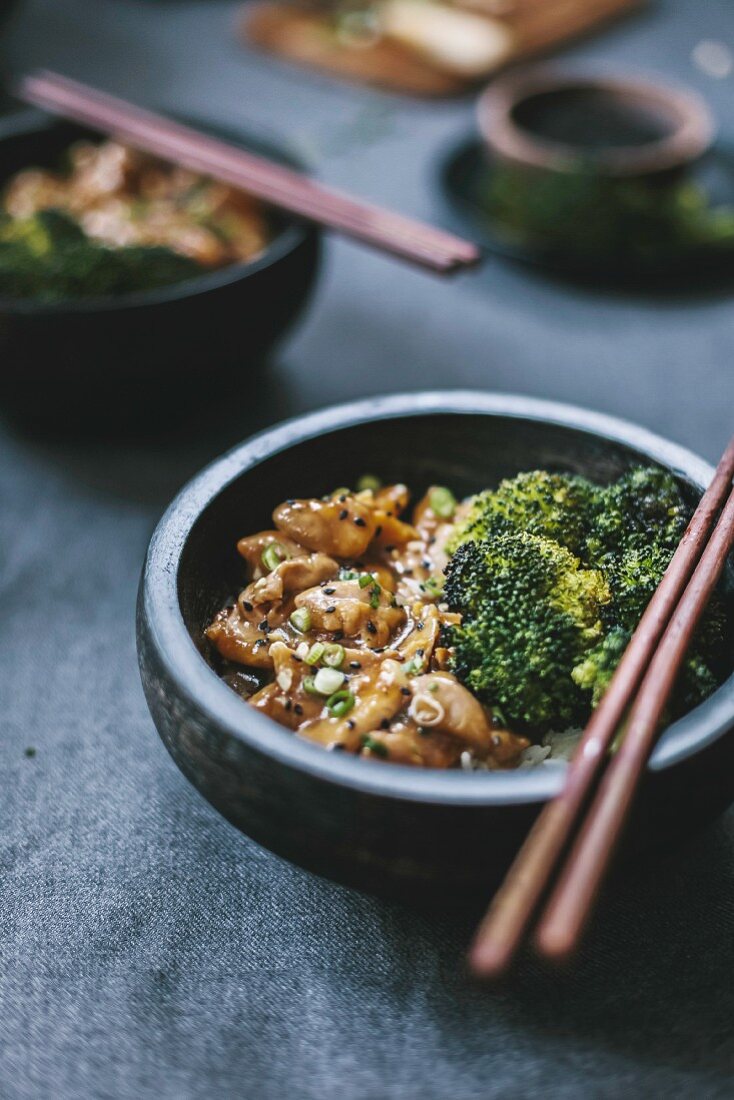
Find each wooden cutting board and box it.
[243,0,645,97]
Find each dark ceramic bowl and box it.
[137,393,734,902]
[0,109,320,424]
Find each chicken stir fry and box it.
[206,480,529,769]
[4,139,270,267]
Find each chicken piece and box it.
[294,579,405,647]
[409,672,530,764]
[249,642,325,729]
[236,531,307,579]
[299,659,409,751]
[242,552,338,609]
[205,605,273,669]
[372,483,410,516]
[371,512,419,551]
[359,721,460,768]
[273,496,377,558]
[396,604,444,669]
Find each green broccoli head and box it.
[449,470,598,557]
[444,531,610,732]
[571,626,631,708]
[0,209,203,301]
[586,466,690,566]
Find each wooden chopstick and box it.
[470,435,734,977]
[16,70,481,275]
[536,481,734,960]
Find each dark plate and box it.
[137,392,734,902]
[438,136,734,288]
[0,108,321,426]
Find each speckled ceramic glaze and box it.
[137,393,734,901]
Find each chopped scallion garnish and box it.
[326,689,355,718]
[313,667,345,695]
[289,607,312,633]
[356,474,381,492]
[305,642,325,666]
[322,643,345,669]
[358,573,374,589]
[429,486,456,519]
[362,735,388,758]
[261,542,288,572]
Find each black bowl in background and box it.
[137,393,734,902]
[0,109,320,426]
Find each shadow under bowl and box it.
[137,393,734,902]
[0,109,321,427]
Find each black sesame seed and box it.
[385,545,395,553]
[324,587,336,595]
[284,699,293,711]
[286,499,296,505]
[354,517,367,528]
[416,621,425,630]
[243,600,253,612]
[332,630,345,641]
[346,719,356,730]
[422,560,431,569]
[338,494,348,503]
[403,568,413,577]
[339,509,348,520]
[428,536,436,546]
[294,703,304,715]
[380,718,390,730]
[254,639,266,648]
[366,621,377,635]
[416,648,425,657]
[401,687,411,696]
[349,660,361,669]
[326,605,336,614]
[375,525,383,537]
[259,618,268,631]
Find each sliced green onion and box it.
[421,576,444,598]
[429,486,457,519]
[303,675,320,695]
[362,735,388,758]
[370,589,381,610]
[261,542,288,572]
[314,667,345,695]
[331,487,351,499]
[289,607,312,634]
[339,569,358,581]
[327,689,355,718]
[406,656,424,676]
[356,474,381,492]
[305,642,325,666]
[322,643,345,669]
[358,573,374,589]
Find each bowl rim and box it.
[140,391,734,808]
[0,108,316,315]
[477,68,716,179]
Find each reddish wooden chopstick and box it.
[470,435,734,977]
[537,481,734,961]
[16,70,481,275]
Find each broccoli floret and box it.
[0,209,203,301]
[443,464,727,730]
[586,466,689,566]
[571,626,631,708]
[444,531,610,732]
[450,470,598,557]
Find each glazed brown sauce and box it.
[206,483,529,769]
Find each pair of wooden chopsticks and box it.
[16,70,480,276]
[470,435,734,976]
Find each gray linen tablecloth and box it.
[2,1,733,1096]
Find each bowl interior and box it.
[0,110,308,310]
[174,405,734,787]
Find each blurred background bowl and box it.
[137,392,734,903]
[0,109,321,430]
